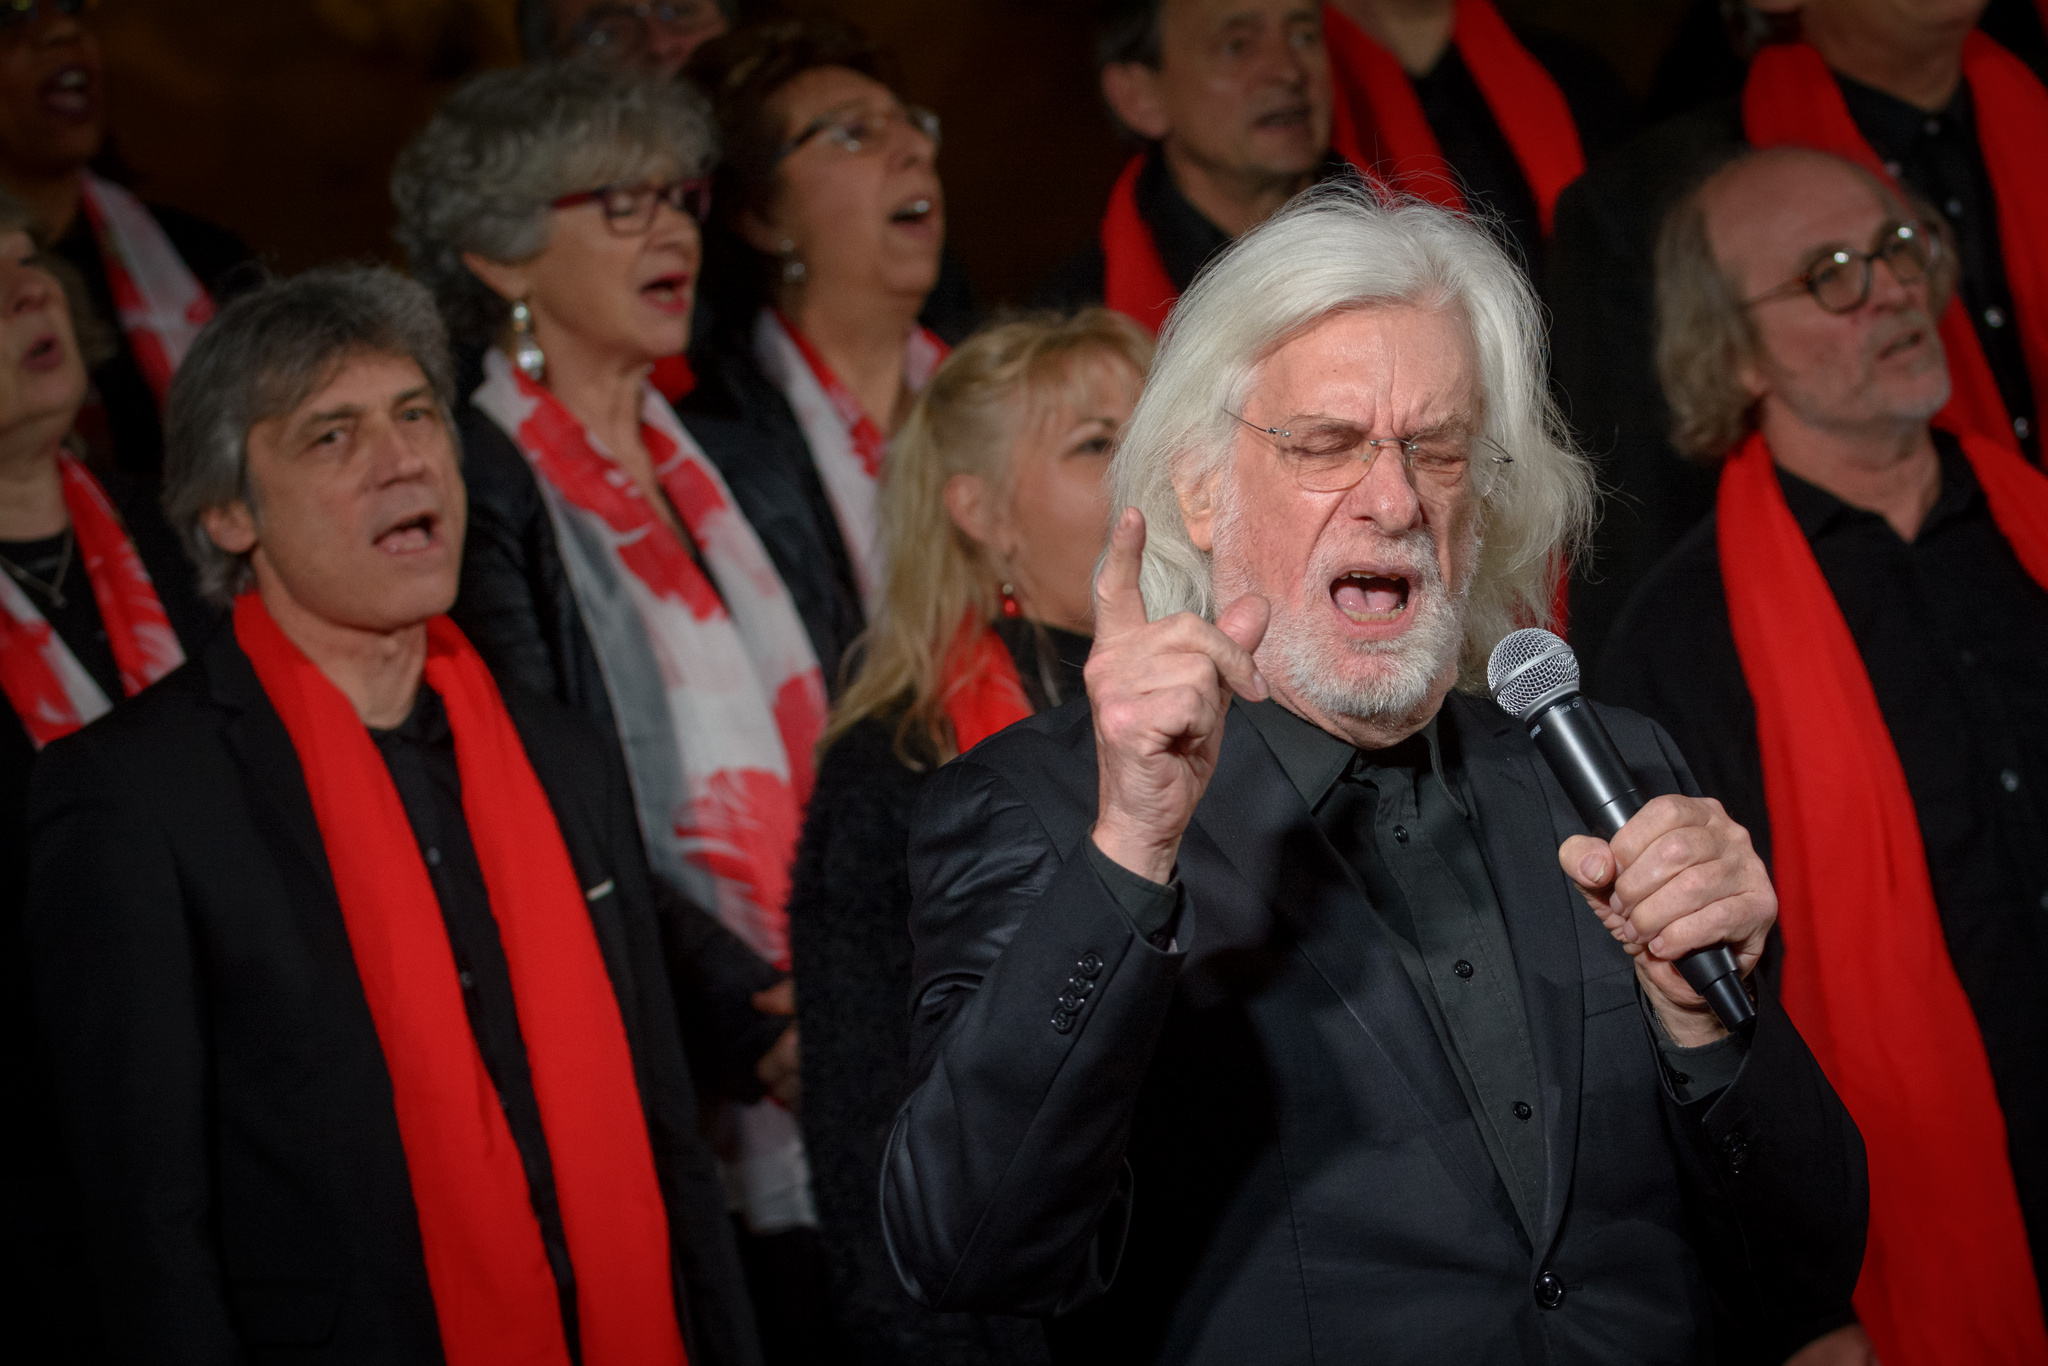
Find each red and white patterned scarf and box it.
[0,455,183,746]
[79,175,215,409]
[472,350,829,1232]
[750,308,947,610]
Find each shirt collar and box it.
[1833,68,1976,158]
[1241,696,1467,815]
[1774,428,1984,542]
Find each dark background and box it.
[99,0,1691,305]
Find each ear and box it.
[201,500,258,557]
[1736,347,1771,403]
[1101,62,1172,142]
[943,472,1001,551]
[1175,462,1220,554]
[460,251,531,305]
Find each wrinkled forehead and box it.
[1247,302,1481,431]
[1161,0,1320,45]
[1705,153,1901,292]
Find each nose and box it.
[3,259,57,319]
[647,199,701,260]
[1341,442,1425,531]
[1866,250,1918,312]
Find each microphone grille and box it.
[1486,627,1580,722]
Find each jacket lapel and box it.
[1449,692,1588,1261]
[1183,701,1524,1247]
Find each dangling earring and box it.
[778,238,806,284]
[999,582,1022,619]
[510,299,546,383]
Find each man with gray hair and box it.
[24,266,790,1365]
[1601,145,2048,1361]
[881,183,1867,1363]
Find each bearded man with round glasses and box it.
[878,180,1868,1365]
[1602,145,2048,1363]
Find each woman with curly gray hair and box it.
[392,61,834,1345]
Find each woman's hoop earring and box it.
[511,299,546,383]
[778,238,806,284]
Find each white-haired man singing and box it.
[879,183,1869,1365]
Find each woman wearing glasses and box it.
[682,18,964,694]
[394,63,828,1361]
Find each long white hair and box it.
[1106,177,1596,690]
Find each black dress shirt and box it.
[1597,433,2048,1296]
[0,530,122,703]
[367,686,582,1359]
[1838,74,2039,458]
[1088,696,1746,1242]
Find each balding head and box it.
[1655,146,1951,460]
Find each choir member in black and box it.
[682,17,969,691]
[1319,0,1631,290]
[0,188,209,1366]
[26,267,789,1364]
[1551,0,2048,665]
[1034,0,1336,330]
[1599,146,2048,1362]
[787,308,1148,1364]
[517,0,731,77]
[0,0,251,482]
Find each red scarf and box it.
[940,615,1032,754]
[0,455,182,747]
[1322,1,1585,233]
[1716,429,2048,1365]
[1743,36,2048,455]
[233,597,688,1366]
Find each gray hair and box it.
[162,266,457,605]
[1108,177,1596,691]
[391,59,715,353]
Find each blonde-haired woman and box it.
[785,307,1148,1359]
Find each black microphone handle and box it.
[1525,694,1757,1034]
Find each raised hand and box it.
[1558,794,1776,1046]
[1086,508,1271,884]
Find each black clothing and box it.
[670,350,868,691]
[453,398,852,715]
[881,690,1867,1364]
[1031,147,1233,313]
[51,201,255,484]
[1552,65,2044,665]
[369,687,581,1353]
[24,625,779,1364]
[784,620,1084,1364]
[1596,435,2048,1300]
[0,530,119,696]
[1839,75,2036,454]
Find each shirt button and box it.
[1453,959,1474,979]
[1923,117,1942,135]
[1513,1101,1533,1121]
[1985,306,2006,328]
[1958,648,1977,666]
[1945,197,1965,218]
[458,970,475,989]
[426,847,442,867]
[1534,1272,1566,1309]
[1393,824,1410,844]
[2016,415,2034,440]
[2000,769,2021,793]
[1883,159,1903,177]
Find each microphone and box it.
[1487,628,1756,1034]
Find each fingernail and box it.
[1251,668,1268,699]
[1580,854,1602,881]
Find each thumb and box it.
[1558,834,1614,890]
[1215,592,1271,658]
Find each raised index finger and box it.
[1093,506,1151,639]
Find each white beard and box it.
[1213,503,1471,724]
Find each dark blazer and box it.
[24,625,775,1365]
[880,691,1867,1365]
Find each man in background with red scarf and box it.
[24,266,796,1365]
[1320,1,1630,292]
[1035,0,1337,332]
[1601,146,2048,1366]
[1551,0,2048,670]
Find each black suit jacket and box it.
[880,691,1866,1365]
[24,625,773,1365]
